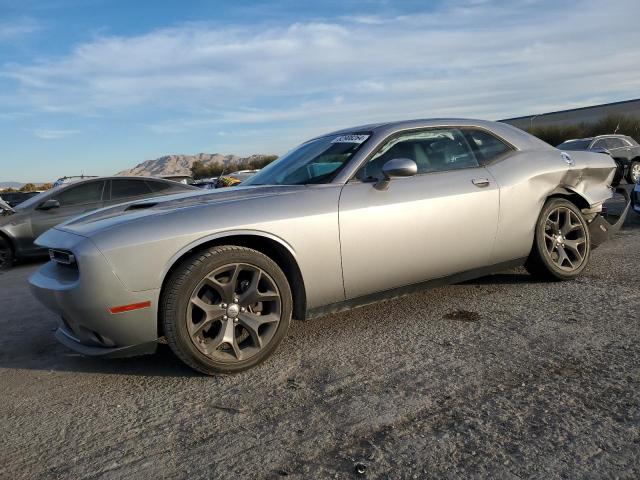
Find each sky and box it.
[1,0,639,183]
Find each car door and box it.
[338,127,500,299]
[31,180,107,238]
[605,138,632,162]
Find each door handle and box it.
[472,178,490,187]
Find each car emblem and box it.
[561,152,574,166]
[226,303,240,318]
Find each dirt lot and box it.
[1,200,639,479]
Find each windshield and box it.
[557,139,591,150]
[245,133,370,186]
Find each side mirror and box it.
[38,199,60,211]
[375,158,418,191]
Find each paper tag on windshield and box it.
[331,134,369,144]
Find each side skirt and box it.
[305,258,527,320]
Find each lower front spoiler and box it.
[589,187,631,248]
[56,327,158,358]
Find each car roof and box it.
[316,118,550,151]
[561,138,594,143]
[56,176,191,185]
[595,134,630,138]
[564,134,631,142]
[323,118,506,136]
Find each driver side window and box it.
[357,128,479,181]
[53,181,105,207]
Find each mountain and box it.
[0,181,25,189]
[116,153,274,177]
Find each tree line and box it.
[527,114,640,146]
[1,183,54,193]
[191,155,278,180]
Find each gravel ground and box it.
[1,199,639,479]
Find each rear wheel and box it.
[628,160,640,184]
[0,237,13,271]
[525,199,590,281]
[161,246,292,375]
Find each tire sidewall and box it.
[163,247,292,374]
[0,237,13,271]
[535,199,591,280]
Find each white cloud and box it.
[3,0,640,129]
[0,18,40,41]
[33,129,80,139]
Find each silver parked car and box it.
[557,134,640,184]
[29,119,630,374]
[0,176,197,269]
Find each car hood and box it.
[55,185,305,237]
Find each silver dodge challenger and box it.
[29,119,630,374]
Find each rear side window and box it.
[606,138,626,149]
[53,181,105,206]
[110,179,153,200]
[358,128,480,180]
[146,180,172,193]
[462,129,513,165]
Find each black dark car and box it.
[0,191,40,207]
[557,135,640,184]
[0,176,198,269]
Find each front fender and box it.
[159,229,298,283]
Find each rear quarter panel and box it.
[487,149,615,264]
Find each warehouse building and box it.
[501,98,640,130]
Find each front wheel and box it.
[525,199,591,281]
[161,246,292,375]
[628,161,640,184]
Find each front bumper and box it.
[589,187,631,247]
[55,328,157,358]
[29,229,160,357]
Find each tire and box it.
[525,198,591,281]
[0,237,13,271]
[161,245,292,375]
[628,160,640,184]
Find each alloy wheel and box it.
[187,263,282,362]
[543,207,587,271]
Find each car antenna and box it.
[216,165,227,188]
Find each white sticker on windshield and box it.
[331,134,370,144]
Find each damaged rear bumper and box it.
[589,187,631,248]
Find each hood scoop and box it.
[57,185,305,234]
[125,202,158,211]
